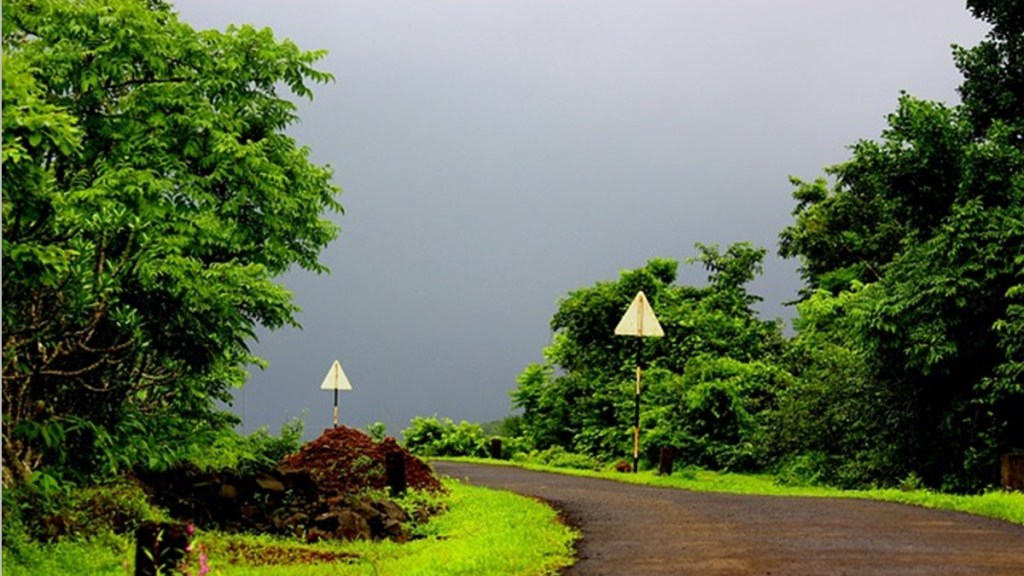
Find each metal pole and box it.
[333,388,339,428]
[633,339,642,473]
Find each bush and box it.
[774,452,833,487]
[366,421,388,441]
[512,446,600,470]
[4,475,162,542]
[495,435,532,460]
[182,417,305,474]
[402,416,488,457]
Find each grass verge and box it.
[1,479,578,576]
[435,457,1024,525]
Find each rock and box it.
[276,511,310,532]
[314,511,341,532]
[353,496,381,521]
[219,483,239,500]
[135,426,445,543]
[381,518,408,541]
[255,472,285,492]
[372,499,409,524]
[336,509,372,540]
[306,527,330,543]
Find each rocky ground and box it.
[141,426,444,542]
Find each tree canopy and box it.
[2,0,341,486]
[776,0,1023,491]
[512,246,785,468]
[511,0,1022,492]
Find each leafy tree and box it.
[2,0,340,486]
[777,0,1023,490]
[511,246,785,467]
[643,357,786,471]
[764,285,906,487]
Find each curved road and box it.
[434,462,1024,576]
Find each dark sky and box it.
[171,1,988,438]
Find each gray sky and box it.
[171,1,988,438]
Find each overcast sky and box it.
[171,1,988,438]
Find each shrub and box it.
[4,476,162,542]
[402,416,488,458]
[512,446,600,470]
[182,417,305,474]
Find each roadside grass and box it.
[1,531,132,576]
[211,479,577,576]
[435,457,1024,525]
[1,479,578,576]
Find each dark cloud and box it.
[172,0,987,437]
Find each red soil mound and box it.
[280,426,443,496]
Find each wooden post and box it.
[658,446,676,476]
[135,521,189,576]
[385,452,407,496]
[1001,453,1024,491]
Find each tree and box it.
[2,0,341,486]
[777,0,1024,490]
[765,284,904,487]
[511,247,785,466]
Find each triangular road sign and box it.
[614,291,664,337]
[320,359,353,390]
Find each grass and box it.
[210,479,577,576]
[1,479,578,576]
[7,461,1017,575]
[1,531,132,576]
[435,456,1024,525]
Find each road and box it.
[433,462,1024,576]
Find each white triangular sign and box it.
[320,359,353,390]
[614,291,664,337]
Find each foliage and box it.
[3,476,164,545]
[1,531,132,576]
[762,285,907,487]
[218,480,577,576]
[366,421,388,442]
[4,480,579,576]
[776,0,1024,491]
[643,357,787,472]
[2,0,340,486]
[401,416,489,458]
[511,248,785,468]
[182,417,305,474]
[510,446,601,470]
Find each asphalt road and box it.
[433,462,1024,576]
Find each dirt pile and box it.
[140,426,444,542]
[281,426,442,495]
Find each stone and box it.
[336,509,372,540]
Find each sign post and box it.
[320,359,353,428]
[614,291,664,473]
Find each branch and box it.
[39,356,107,379]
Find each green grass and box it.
[1,479,578,576]
[436,456,1024,525]
[1,531,133,576]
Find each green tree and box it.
[511,246,785,466]
[777,0,1024,490]
[2,0,340,486]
